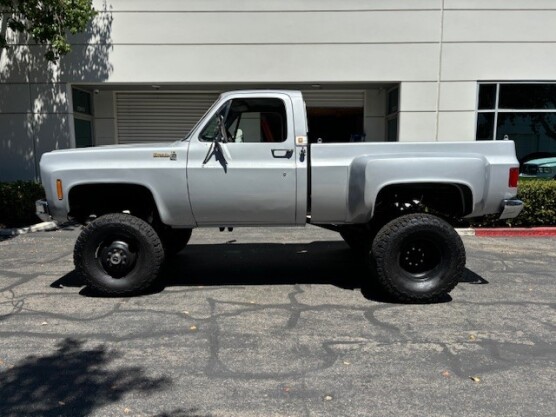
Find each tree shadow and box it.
[0,338,170,417]
[0,2,113,181]
[48,240,493,304]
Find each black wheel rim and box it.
[398,236,443,279]
[96,235,138,278]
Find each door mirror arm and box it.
[218,114,229,143]
[202,114,229,171]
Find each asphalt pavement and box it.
[0,225,554,417]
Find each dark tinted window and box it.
[72,89,92,114]
[476,112,495,140]
[74,119,93,147]
[499,84,556,109]
[387,118,398,142]
[478,84,496,110]
[496,112,556,160]
[387,88,399,114]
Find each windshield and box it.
[181,97,222,141]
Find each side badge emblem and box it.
[170,152,177,161]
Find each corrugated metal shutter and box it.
[115,92,219,144]
[115,90,364,143]
[301,90,364,108]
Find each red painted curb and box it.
[475,227,556,237]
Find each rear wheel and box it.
[74,213,164,295]
[371,213,465,303]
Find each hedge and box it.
[0,179,554,229]
[470,178,556,227]
[0,181,45,228]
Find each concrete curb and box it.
[457,227,556,237]
[474,227,556,237]
[0,221,58,237]
[455,228,476,236]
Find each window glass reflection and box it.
[476,113,495,140]
[496,112,556,161]
[478,84,496,110]
[499,84,556,109]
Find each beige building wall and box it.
[2,0,556,179]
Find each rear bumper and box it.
[35,199,51,222]
[499,199,524,220]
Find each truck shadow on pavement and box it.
[0,338,171,417]
[53,241,488,303]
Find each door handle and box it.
[271,149,294,159]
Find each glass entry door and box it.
[74,118,93,148]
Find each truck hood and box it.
[47,141,178,154]
[39,141,188,168]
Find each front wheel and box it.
[371,213,466,303]
[74,213,164,295]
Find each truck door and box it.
[187,94,297,225]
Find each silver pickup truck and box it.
[38,90,523,302]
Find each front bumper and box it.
[499,199,524,220]
[35,199,51,222]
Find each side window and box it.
[200,97,287,143]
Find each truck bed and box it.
[309,140,519,223]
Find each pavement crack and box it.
[364,305,406,339]
[286,284,305,329]
[0,296,24,322]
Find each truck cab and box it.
[185,91,308,226]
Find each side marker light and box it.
[56,179,63,200]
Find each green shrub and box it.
[0,181,45,228]
[471,178,556,227]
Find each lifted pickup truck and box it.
[38,90,523,302]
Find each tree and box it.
[0,0,96,62]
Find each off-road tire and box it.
[159,228,192,257]
[371,213,465,303]
[74,213,164,295]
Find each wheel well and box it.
[68,183,158,224]
[374,183,473,221]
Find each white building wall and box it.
[433,0,556,141]
[2,0,556,180]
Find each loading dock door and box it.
[302,90,365,143]
[115,92,219,144]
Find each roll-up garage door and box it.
[301,90,364,108]
[115,92,219,144]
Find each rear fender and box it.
[347,154,486,223]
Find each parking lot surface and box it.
[0,226,555,417]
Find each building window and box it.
[476,83,556,162]
[386,86,399,142]
[72,88,94,148]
